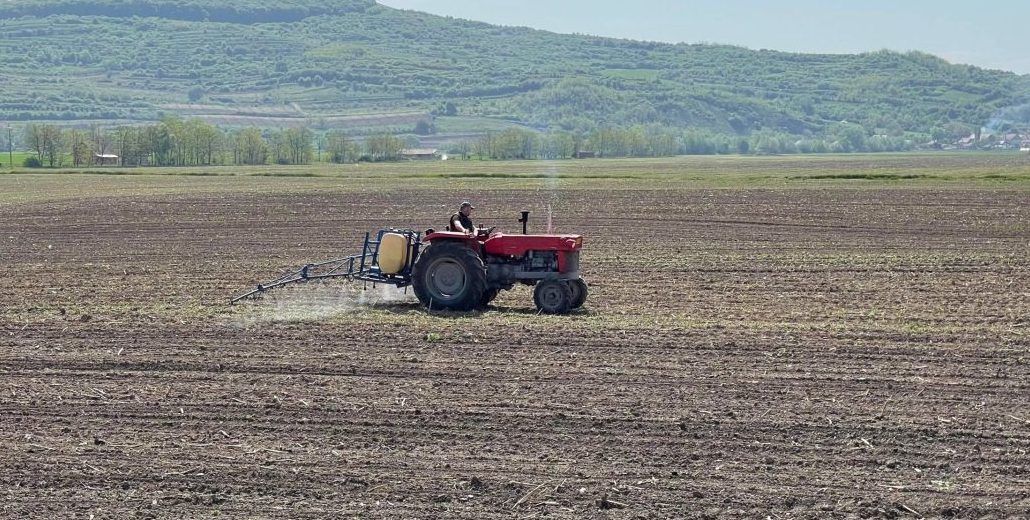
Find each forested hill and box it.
[1,0,1029,140]
[0,0,375,23]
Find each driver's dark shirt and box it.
[448,212,474,232]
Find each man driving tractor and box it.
[448,201,477,234]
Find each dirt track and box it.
[2,175,1029,519]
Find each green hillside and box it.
[1,0,1028,138]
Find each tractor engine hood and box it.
[483,233,583,257]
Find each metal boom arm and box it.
[230,255,365,304]
[230,229,421,304]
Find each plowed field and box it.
[2,156,1029,519]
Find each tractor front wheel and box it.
[534,280,573,314]
[568,278,588,309]
[412,242,487,312]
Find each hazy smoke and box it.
[234,283,414,325]
[542,163,560,234]
[985,103,1030,131]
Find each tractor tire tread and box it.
[412,241,488,312]
[569,278,588,309]
[534,279,574,315]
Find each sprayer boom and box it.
[230,230,420,304]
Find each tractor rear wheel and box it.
[534,280,573,314]
[568,278,588,309]
[412,242,487,311]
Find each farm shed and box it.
[399,148,439,160]
[94,153,119,165]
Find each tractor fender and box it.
[423,230,481,246]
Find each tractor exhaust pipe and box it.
[519,211,530,234]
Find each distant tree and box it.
[186,119,223,165]
[269,132,287,164]
[591,126,658,157]
[161,117,186,165]
[113,126,141,166]
[413,119,434,135]
[590,126,628,157]
[682,130,707,154]
[447,141,473,160]
[402,134,421,148]
[643,126,679,156]
[455,139,472,160]
[91,124,111,164]
[270,127,313,165]
[795,138,830,154]
[541,132,575,159]
[472,132,492,160]
[0,129,8,167]
[572,132,586,157]
[285,127,313,164]
[751,129,797,155]
[325,130,356,164]
[479,128,538,159]
[188,86,204,102]
[737,139,750,155]
[23,123,45,163]
[834,122,868,152]
[234,127,267,165]
[67,129,92,167]
[443,101,457,116]
[364,134,403,161]
[39,124,64,167]
[142,123,174,166]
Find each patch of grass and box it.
[405,172,641,180]
[251,171,321,178]
[433,116,533,134]
[792,173,932,180]
[979,174,1029,182]
[3,154,1030,206]
[601,68,660,81]
[0,152,37,169]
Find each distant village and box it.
[942,129,1030,152]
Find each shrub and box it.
[22,156,42,168]
[414,119,434,135]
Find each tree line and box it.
[0,0,375,25]
[17,119,404,167]
[14,118,927,169]
[464,123,918,160]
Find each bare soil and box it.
[2,177,1029,519]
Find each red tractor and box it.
[232,211,588,314]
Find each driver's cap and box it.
[460,201,475,210]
